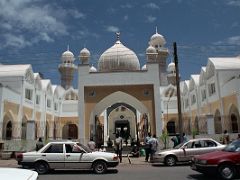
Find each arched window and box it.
[229,105,240,133]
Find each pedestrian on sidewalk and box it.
[148,134,158,161]
[115,133,123,163]
[144,132,151,162]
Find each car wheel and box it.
[93,161,107,174]
[34,161,49,174]
[165,156,176,166]
[218,164,236,180]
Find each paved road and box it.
[1,158,240,180]
[38,164,225,180]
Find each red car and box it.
[191,139,240,180]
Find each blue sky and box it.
[0,0,239,87]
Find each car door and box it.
[197,140,219,155]
[64,144,92,169]
[41,144,65,169]
[178,141,195,162]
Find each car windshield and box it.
[77,143,92,153]
[223,140,240,152]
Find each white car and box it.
[152,138,225,166]
[16,141,119,174]
[0,168,38,180]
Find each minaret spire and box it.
[67,44,69,51]
[156,26,158,34]
[116,32,120,41]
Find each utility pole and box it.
[173,42,183,142]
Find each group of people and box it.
[144,133,159,162]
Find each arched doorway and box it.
[229,104,240,133]
[214,109,222,134]
[45,122,49,140]
[167,120,176,135]
[231,114,238,133]
[188,119,191,135]
[6,121,12,140]
[21,116,27,140]
[194,116,199,134]
[62,124,78,139]
[91,91,149,145]
[2,113,13,140]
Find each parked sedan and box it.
[0,168,38,180]
[16,141,119,174]
[191,139,240,180]
[152,138,225,166]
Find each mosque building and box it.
[0,29,240,151]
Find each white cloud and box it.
[214,36,240,46]
[226,0,240,7]
[145,2,160,9]
[3,34,30,48]
[106,26,120,32]
[69,9,86,19]
[0,0,68,49]
[121,3,133,8]
[146,15,157,23]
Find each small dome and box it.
[167,62,175,72]
[98,40,140,72]
[146,45,156,54]
[80,48,90,58]
[79,48,90,63]
[142,64,147,70]
[61,49,75,63]
[149,28,166,47]
[89,65,97,72]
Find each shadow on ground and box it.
[39,169,118,175]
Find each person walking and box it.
[87,137,96,151]
[144,132,151,162]
[115,133,123,163]
[223,130,230,144]
[36,137,44,151]
[182,133,188,143]
[148,134,158,161]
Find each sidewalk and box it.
[0,158,18,168]
[0,156,150,168]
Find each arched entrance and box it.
[214,109,222,134]
[167,120,176,135]
[194,116,199,134]
[2,113,13,140]
[62,123,78,139]
[90,91,149,145]
[229,104,240,133]
[21,116,27,140]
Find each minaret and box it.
[147,27,169,85]
[58,46,77,89]
[167,61,177,85]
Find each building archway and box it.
[90,91,149,144]
[229,104,240,133]
[21,116,27,140]
[194,116,199,134]
[62,123,78,140]
[214,109,222,134]
[2,112,14,140]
